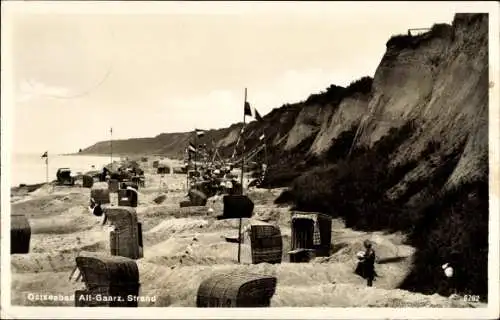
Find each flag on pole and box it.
[41,151,48,158]
[110,127,113,134]
[254,109,263,122]
[244,101,263,121]
[188,142,196,152]
[244,101,252,117]
[195,129,205,137]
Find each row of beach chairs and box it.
[10,169,333,308]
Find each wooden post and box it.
[194,130,197,173]
[45,152,49,184]
[110,127,113,165]
[186,149,189,191]
[238,87,247,264]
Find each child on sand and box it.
[355,239,377,287]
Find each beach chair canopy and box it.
[196,272,277,307]
[76,254,139,286]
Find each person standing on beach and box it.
[100,167,109,182]
[442,262,458,295]
[355,239,377,286]
[363,239,377,287]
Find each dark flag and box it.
[244,101,252,117]
[255,108,263,122]
[244,101,263,121]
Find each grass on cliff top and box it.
[386,23,453,50]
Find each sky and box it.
[2,1,465,154]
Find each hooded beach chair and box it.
[74,253,140,307]
[196,272,277,307]
[289,212,332,262]
[250,221,283,264]
[105,206,143,259]
[11,214,31,254]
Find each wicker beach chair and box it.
[56,168,75,186]
[131,176,144,188]
[250,222,283,264]
[152,160,159,168]
[157,166,171,174]
[289,212,332,261]
[74,253,140,307]
[82,175,94,188]
[188,189,208,206]
[91,182,111,205]
[193,180,219,198]
[216,195,254,220]
[11,214,31,254]
[108,179,119,193]
[117,188,138,207]
[106,207,143,259]
[196,272,277,307]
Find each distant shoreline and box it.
[69,152,165,158]
[73,152,184,161]
[61,153,111,157]
[11,181,50,193]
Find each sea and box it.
[10,153,113,187]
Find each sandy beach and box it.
[9,157,483,308]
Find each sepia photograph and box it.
[1,1,499,319]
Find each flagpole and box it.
[46,152,49,184]
[264,142,268,167]
[185,148,189,190]
[110,127,113,166]
[264,141,268,189]
[238,87,247,264]
[211,139,216,165]
[194,130,197,173]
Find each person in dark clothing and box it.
[101,167,109,182]
[363,240,376,286]
[355,240,377,286]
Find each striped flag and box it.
[188,142,196,152]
